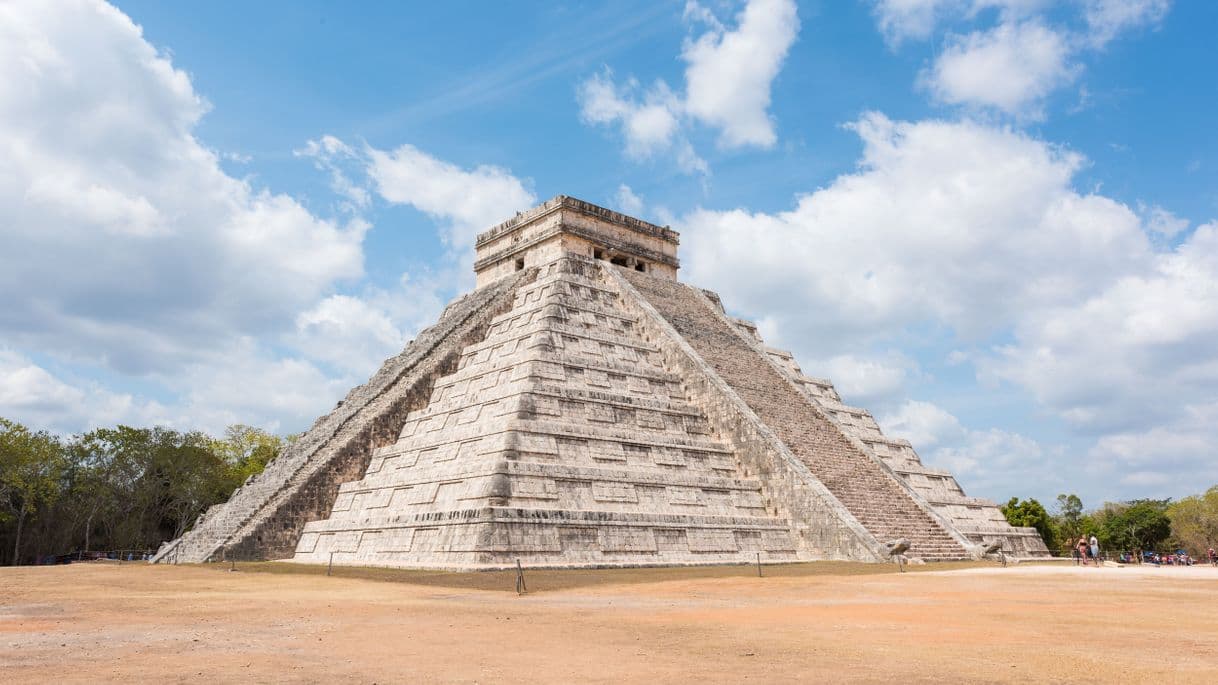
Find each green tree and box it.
[1001,497,1058,550]
[209,424,284,485]
[1167,486,1218,556]
[1095,499,1172,552]
[78,425,234,546]
[0,418,283,563]
[1054,494,1083,535]
[1052,493,1086,553]
[0,418,67,564]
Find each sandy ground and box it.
[2,560,1216,683]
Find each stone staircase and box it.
[154,441,314,563]
[152,270,532,564]
[625,272,970,561]
[289,260,803,569]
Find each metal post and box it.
[515,558,527,594]
[756,552,762,577]
[327,551,334,577]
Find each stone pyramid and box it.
[154,196,1047,569]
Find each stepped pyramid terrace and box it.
[152,196,1048,569]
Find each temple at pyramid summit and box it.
[153,196,1049,569]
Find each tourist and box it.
[1077,537,1089,566]
[1208,548,1216,566]
[1089,534,1099,564]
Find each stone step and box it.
[153,270,530,564]
[626,272,968,559]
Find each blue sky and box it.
[2,0,1215,509]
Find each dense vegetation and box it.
[0,417,285,565]
[1002,490,1218,556]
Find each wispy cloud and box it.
[363,2,672,135]
[872,0,1172,118]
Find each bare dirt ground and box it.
[2,560,1216,683]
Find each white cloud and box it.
[577,0,798,173]
[881,399,965,449]
[880,398,1059,498]
[1088,401,1218,494]
[365,144,536,251]
[874,0,1172,117]
[1,340,357,439]
[615,184,645,216]
[931,426,1050,486]
[873,0,1166,46]
[3,333,399,439]
[0,0,527,437]
[296,135,372,212]
[0,348,167,434]
[681,113,1149,350]
[578,72,683,161]
[0,0,367,376]
[982,221,1218,436]
[1082,0,1170,48]
[817,353,920,408]
[871,0,958,45]
[1093,405,1215,467]
[870,0,1050,45]
[679,112,1215,500]
[923,21,1079,117]
[1142,203,1188,237]
[165,339,350,435]
[293,295,403,376]
[240,133,538,410]
[682,0,799,149]
[24,173,164,237]
[290,268,455,379]
[298,134,537,258]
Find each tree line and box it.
[1001,490,1218,557]
[0,417,285,565]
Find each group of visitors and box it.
[1148,551,1195,566]
[1078,545,1218,566]
[1073,535,1101,565]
